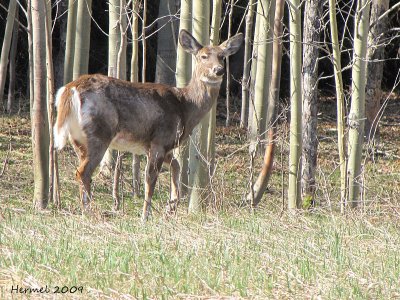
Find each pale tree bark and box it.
[248,0,275,154]
[188,0,211,213]
[246,0,283,206]
[63,0,77,84]
[72,0,92,79]
[225,0,234,127]
[328,0,347,213]
[0,0,17,103]
[155,0,178,85]
[7,7,19,113]
[365,0,389,145]
[240,0,255,128]
[301,0,323,206]
[141,0,147,82]
[112,0,128,209]
[131,0,141,198]
[347,0,371,207]
[207,0,222,175]
[27,0,34,113]
[100,0,125,176]
[288,0,302,210]
[45,0,59,207]
[31,0,50,209]
[174,0,192,197]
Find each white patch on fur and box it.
[54,87,86,149]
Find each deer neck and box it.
[180,67,221,136]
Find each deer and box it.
[53,29,243,220]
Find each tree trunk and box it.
[301,0,323,206]
[207,0,222,176]
[155,0,178,85]
[288,0,302,210]
[0,0,17,103]
[174,0,192,198]
[225,0,234,127]
[31,0,50,209]
[240,0,255,128]
[72,0,92,79]
[53,0,68,88]
[246,0,284,206]
[188,0,211,213]
[248,0,274,154]
[45,0,58,206]
[141,0,147,82]
[365,0,389,144]
[131,0,141,198]
[7,8,19,114]
[328,0,347,212]
[347,0,371,207]
[64,0,77,84]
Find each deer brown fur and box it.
[54,30,243,220]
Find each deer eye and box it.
[201,54,208,59]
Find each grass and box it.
[1,97,400,299]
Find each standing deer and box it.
[54,30,243,220]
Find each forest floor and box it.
[0,95,399,299]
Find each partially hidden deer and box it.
[53,29,243,220]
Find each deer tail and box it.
[53,86,81,149]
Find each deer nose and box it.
[213,65,224,76]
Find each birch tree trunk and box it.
[248,0,275,153]
[188,0,211,213]
[207,0,222,175]
[347,0,371,207]
[0,0,17,102]
[72,0,92,79]
[329,0,347,213]
[31,0,50,209]
[288,0,302,210]
[63,0,77,84]
[365,0,389,145]
[7,8,19,113]
[246,0,284,206]
[174,0,192,197]
[240,0,255,128]
[301,0,323,206]
[131,0,141,198]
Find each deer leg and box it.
[164,153,180,215]
[143,146,165,221]
[73,139,108,209]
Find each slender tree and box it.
[0,0,18,103]
[72,0,92,79]
[31,0,50,209]
[175,0,192,197]
[188,0,211,213]
[248,0,274,153]
[301,0,323,206]
[7,7,19,113]
[347,0,371,207]
[329,0,347,212]
[64,0,77,84]
[246,0,284,206]
[225,0,234,126]
[240,0,255,128]
[365,0,389,144]
[207,0,222,174]
[131,0,141,198]
[287,0,302,209]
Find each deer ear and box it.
[219,33,243,57]
[179,29,203,55]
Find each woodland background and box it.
[0,0,400,298]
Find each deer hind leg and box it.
[164,153,180,215]
[72,138,108,209]
[143,145,165,221]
